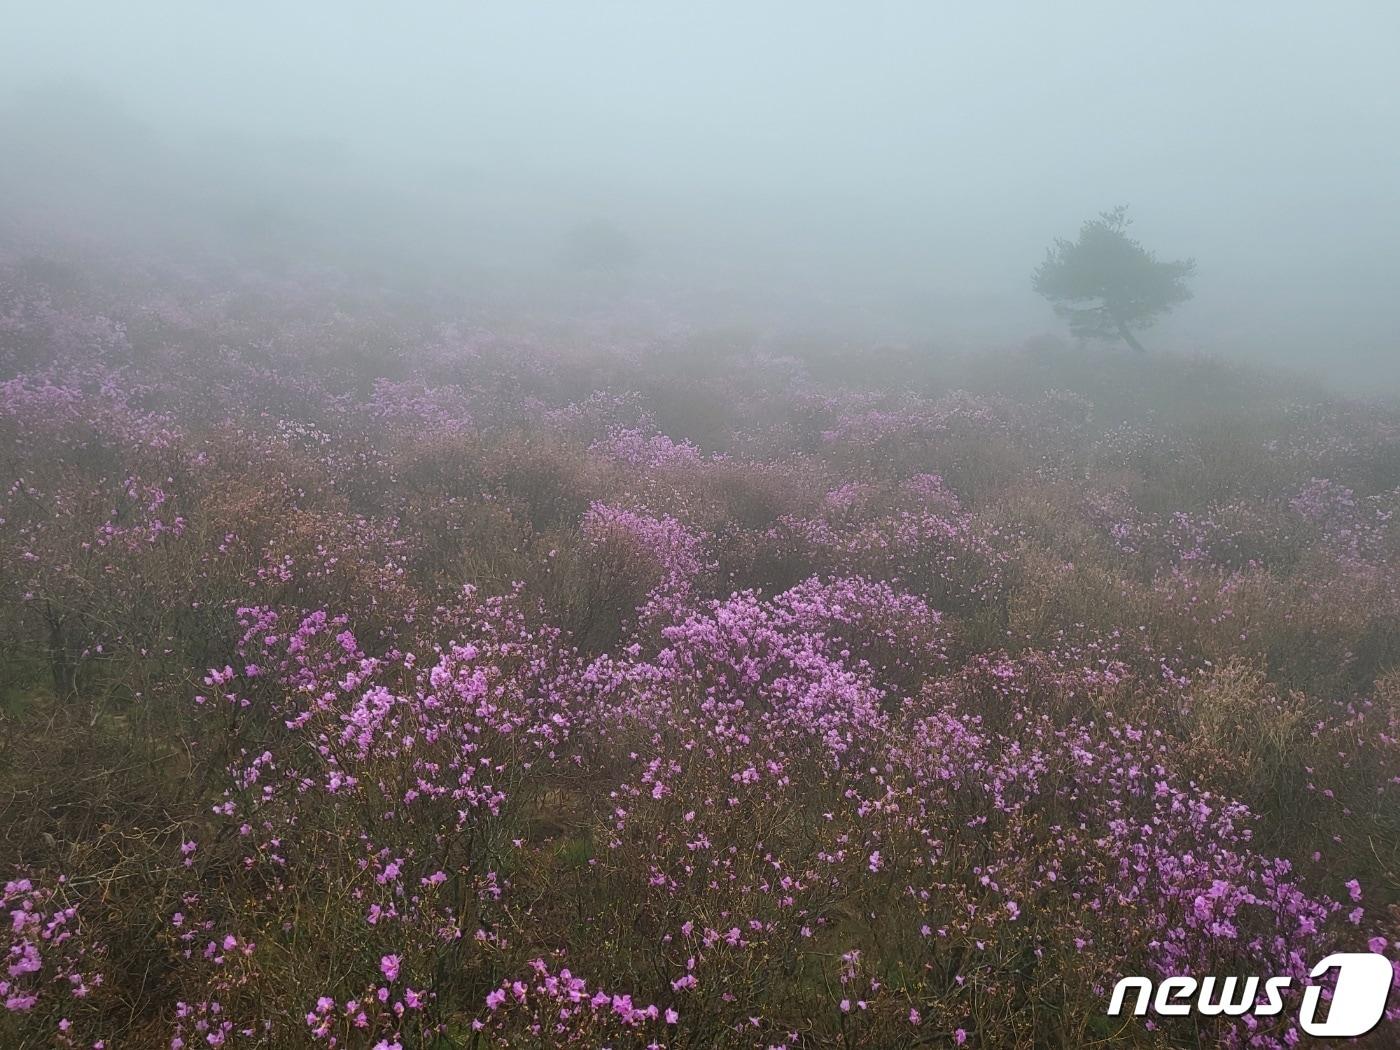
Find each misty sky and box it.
[3,2,1398,387]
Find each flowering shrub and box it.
[0,874,107,1042]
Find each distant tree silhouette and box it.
[1033,206,1194,352]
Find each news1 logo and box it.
[1108,953,1394,1037]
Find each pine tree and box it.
[1033,206,1195,352]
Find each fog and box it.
[3,2,1398,388]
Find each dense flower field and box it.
[2,257,1398,1048]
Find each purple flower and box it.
[379,954,401,982]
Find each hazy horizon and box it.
[3,2,1398,389]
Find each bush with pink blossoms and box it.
[0,874,109,1047]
